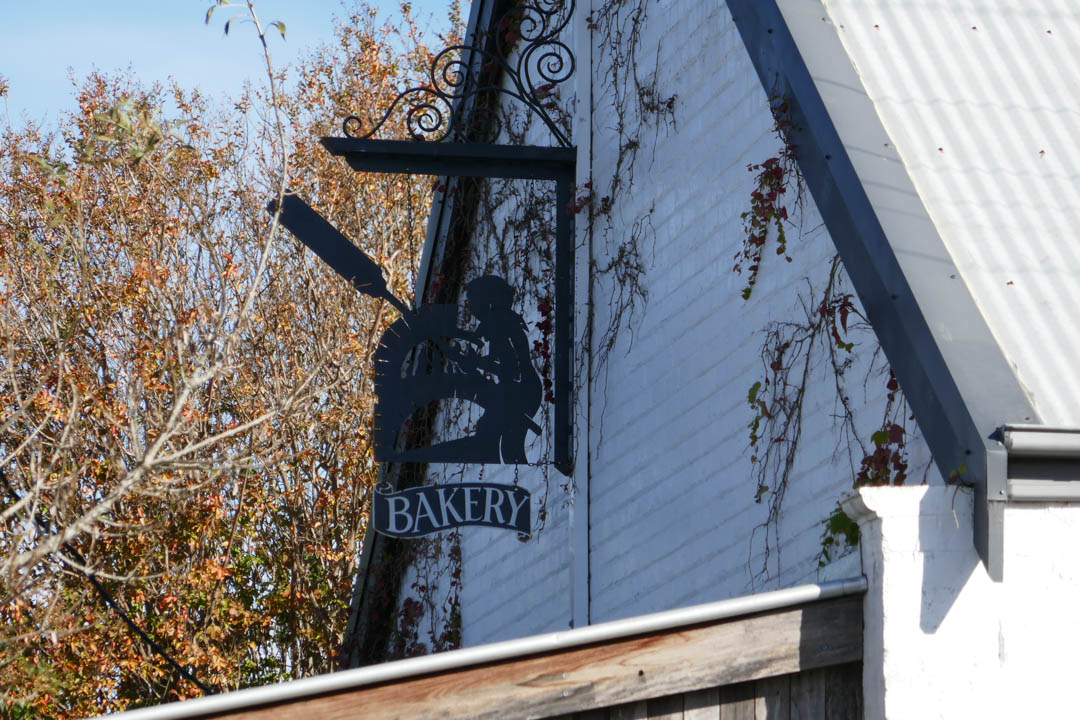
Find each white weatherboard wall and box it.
[582,0,933,626]
[453,175,574,643]
[453,14,582,644]
[452,0,939,647]
[846,486,1080,718]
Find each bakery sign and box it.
[269,195,555,542]
[372,483,531,540]
[269,0,578,541]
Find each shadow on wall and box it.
[918,486,978,633]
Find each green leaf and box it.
[747,381,762,405]
[270,21,286,40]
[871,429,889,446]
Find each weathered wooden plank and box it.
[754,675,790,720]
[211,596,861,720]
[683,687,720,720]
[576,710,610,720]
[821,663,861,720]
[789,669,825,720]
[646,693,684,720]
[719,682,756,720]
[610,700,649,720]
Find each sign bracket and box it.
[320,137,576,476]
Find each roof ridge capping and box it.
[101,577,867,720]
[727,0,1040,580]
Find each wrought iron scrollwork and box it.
[343,0,575,147]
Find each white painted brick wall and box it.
[428,0,938,647]
[846,486,1080,718]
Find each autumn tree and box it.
[0,2,458,715]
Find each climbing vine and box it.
[738,101,924,581]
[373,0,680,658]
[385,532,462,659]
[735,98,800,300]
[587,0,675,373]
[745,253,921,579]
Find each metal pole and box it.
[555,174,575,475]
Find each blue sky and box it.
[0,0,455,127]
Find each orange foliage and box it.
[0,2,460,716]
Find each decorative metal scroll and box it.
[373,482,531,539]
[342,0,575,147]
[269,194,544,465]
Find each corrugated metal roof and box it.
[820,0,1080,425]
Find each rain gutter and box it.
[1002,425,1080,501]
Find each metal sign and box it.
[269,195,544,466]
[342,0,576,147]
[266,1,578,544]
[269,196,542,540]
[372,482,531,539]
[373,277,542,465]
[316,0,578,477]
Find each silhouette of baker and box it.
[269,195,545,464]
[463,275,543,463]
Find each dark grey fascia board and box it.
[726,0,1039,580]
